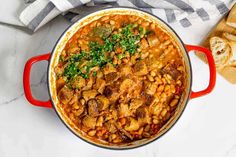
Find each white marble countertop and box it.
[0,14,236,157]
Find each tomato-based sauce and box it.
[54,14,186,144]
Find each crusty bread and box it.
[226,4,236,28]
[209,36,232,69]
[226,20,236,28]
[228,40,236,66]
[220,66,236,83]
[221,33,236,66]
[197,4,236,84]
[223,32,236,42]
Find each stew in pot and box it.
[54,14,186,144]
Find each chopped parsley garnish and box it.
[63,62,77,79]
[69,51,89,62]
[63,23,142,80]
[112,34,121,41]
[118,24,140,54]
[93,71,97,77]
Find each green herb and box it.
[63,62,77,79]
[112,34,121,41]
[116,24,140,54]
[103,38,114,52]
[63,23,143,80]
[89,41,112,67]
[81,72,89,79]
[89,42,102,53]
[121,24,133,37]
[138,27,143,33]
[69,51,89,62]
[93,71,97,77]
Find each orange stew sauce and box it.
[55,14,185,144]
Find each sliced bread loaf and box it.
[209,36,232,69]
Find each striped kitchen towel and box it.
[19,0,235,32]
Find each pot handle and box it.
[185,44,216,99]
[23,53,52,108]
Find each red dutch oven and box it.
[23,7,216,149]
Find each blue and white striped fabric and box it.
[19,0,234,32]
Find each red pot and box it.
[23,7,216,149]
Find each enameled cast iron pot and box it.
[23,7,216,149]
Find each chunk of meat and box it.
[133,61,148,76]
[103,63,117,75]
[136,107,146,119]
[82,76,94,90]
[110,108,118,120]
[93,25,112,38]
[105,121,117,133]
[105,72,119,84]
[103,86,113,97]
[70,76,86,89]
[119,64,132,76]
[129,98,144,112]
[82,90,98,101]
[140,38,149,49]
[103,85,120,102]
[118,103,131,118]
[141,92,154,106]
[87,99,99,117]
[93,78,105,93]
[119,79,135,92]
[73,103,84,116]
[145,57,160,71]
[58,86,74,105]
[96,95,110,111]
[136,107,151,125]
[147,34,160,47]
[70,95,84,116]
[82,115,97,129]
[161,63,181,80]
[124,117,140,131]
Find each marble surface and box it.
[0,14,236,157]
